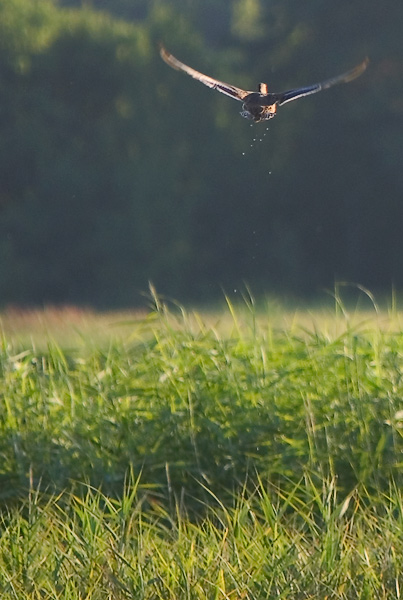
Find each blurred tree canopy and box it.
[0,0,402,307]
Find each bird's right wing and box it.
[160,46,251,101]
[277,57,369,106]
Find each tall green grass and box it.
[0,293,402,597]
[1,475,402,598]
[0,295,402,501]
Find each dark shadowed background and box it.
[0,0,401,308]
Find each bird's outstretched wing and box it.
[275,57,369,106]
[160,46,251,101]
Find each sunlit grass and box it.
[1,474,402,599]
[0,290,402,598]
[0,305,148,351]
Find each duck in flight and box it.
[160,46,368,123]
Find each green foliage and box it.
[0,454,403,598]
[0,0,402,306]
[0,300,402,504]
[0,303,403,597]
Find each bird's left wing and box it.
[275,57,369,106]
[160,46,251,101]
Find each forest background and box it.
[0,0,401,308]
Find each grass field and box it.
[0,291,402,598]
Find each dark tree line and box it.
[0,0,402,307]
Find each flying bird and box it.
[160,46,368,123]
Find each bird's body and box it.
[160,46,368,123]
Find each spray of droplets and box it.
[242,125,272,175]
[242,124,270,156]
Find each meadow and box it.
[0,291,402,599]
